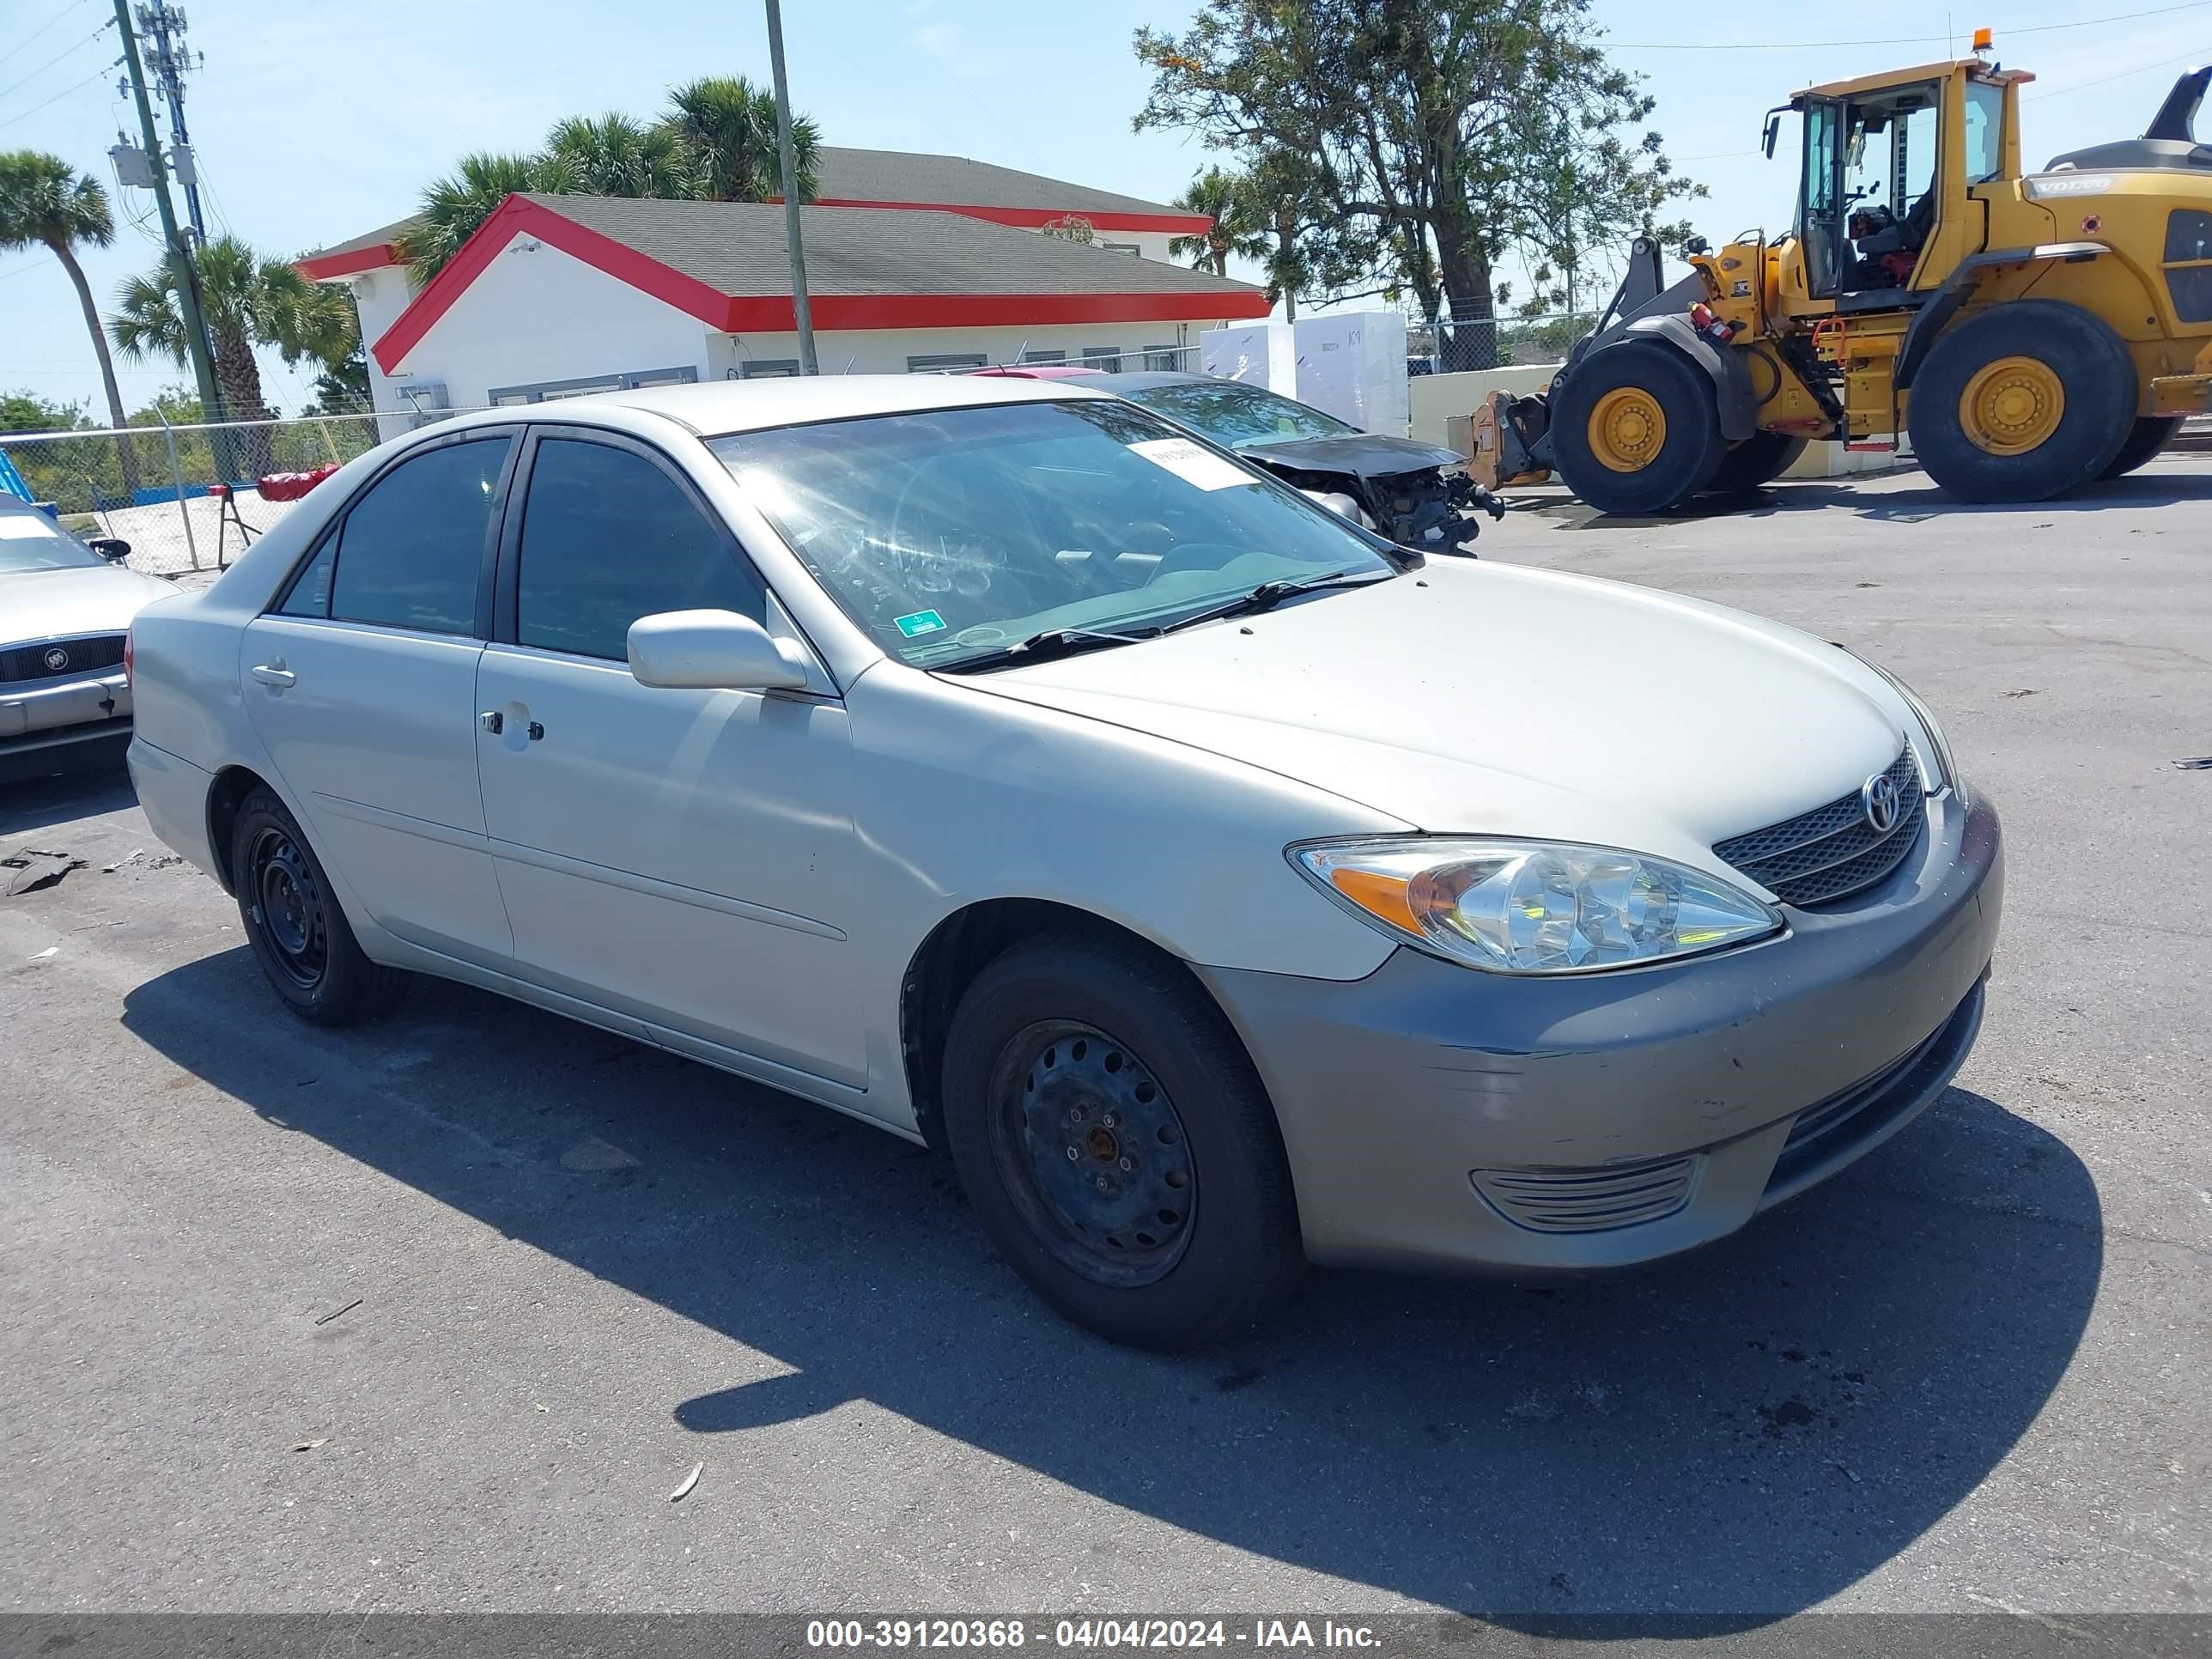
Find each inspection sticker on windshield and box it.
[895,609,947,638]
[1129,436,1255,492]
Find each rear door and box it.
[240,428,520,967]
[471,427,866,1085]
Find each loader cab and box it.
[1787,59,2019,313]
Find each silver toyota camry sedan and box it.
[125,376,2002,1349]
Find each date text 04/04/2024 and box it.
[804,1620,1382,1650]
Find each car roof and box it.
[434,373,1116,442]
[1087,371,1218,392]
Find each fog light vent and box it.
[1471,1153,1698,1233]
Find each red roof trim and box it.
[296,243,403,280]
[371,195,1267,374]
[801,198,1212,234]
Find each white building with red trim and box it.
[298,149,1267,423]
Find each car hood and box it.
[963,560,1915,873]
[1236,433,1467,479]
[2,564,176,643]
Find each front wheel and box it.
[230,787,410,1025]
[940,933,1303,1349]
[1549,341,1728,516]
[1907,301,2136,502]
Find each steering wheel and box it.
[887,451,1045,601]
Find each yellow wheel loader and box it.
[1480,36,2212,514]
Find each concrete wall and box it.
[1409,365,1557,448]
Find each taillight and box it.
[123,626,134,688]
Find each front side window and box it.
[515,438,763,661]
[326,437,508,635]
[708,398,1397,669]
[1117,380,1356,447]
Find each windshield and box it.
[707,398,1397,669]
[0,512,102,574]
[1112,380,1357,448]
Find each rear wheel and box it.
[940,933,1303,1350]
[1908,301,2136,502]
[1705,429,1808,494]
[1551,343,1727,515]
[229,787,409,1025]
[2099,415,2184,479]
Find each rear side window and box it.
[325,439,508,635]
[514,438,763,661]
[2165,210,2212,322]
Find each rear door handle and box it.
[250,661,295,688]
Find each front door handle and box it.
[250,661,295,688]
[480,710,503,734]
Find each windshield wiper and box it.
[936,624,1163,674]
[1154,568,1394,636]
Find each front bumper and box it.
[1198,792,2003,1273]
[0,672,133,781]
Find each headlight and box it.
[1292,837,1783,975]
[1854,656,1966,804]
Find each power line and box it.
[0,60,118,132]
[15,0,92,58]
[2029,43,2212,99]
[0,19,112,106]
[1607,0,2212,49]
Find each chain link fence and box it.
[1,407,484,577]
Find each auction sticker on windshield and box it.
[895,609,947,638]
[1129,436,1257,492]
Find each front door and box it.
[240,429,518,965]
[471,428,865,1086]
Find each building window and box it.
[485,366,699,404]
[907,352,988,374]
[1081,346,1125,373]
[1142,343,1179,370]
[1015,349,1067,365]
[737,360,803,379]
[1103,242,1141,256]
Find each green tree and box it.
[395,152,556,285]
[663,76,818,202]
[0,151,140,486]
[1038,214,1097,245]
[2,389,86,434]
[112,236,357,476]
[1167,167,1267,277]
[1133,0,1700,368]
[542,112,701,200]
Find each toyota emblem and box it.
[43,647,69,673]
[1862,772,1901,835]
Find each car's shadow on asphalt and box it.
[1512,466,2212,531]
[0,763,136,836]
[122,947,2101,1623]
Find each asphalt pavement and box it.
[2,457,2206,1621]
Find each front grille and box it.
[1713,744,1924,908]
[0,634,126,687]
[1471,1152,1699,1234]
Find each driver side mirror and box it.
[1762,111,1782,159]
[628,609,811,692]
[87,538,131,562]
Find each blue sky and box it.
[3,0,2209,419]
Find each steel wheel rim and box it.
[1588,386,1668,472]
[986,1020,1196,1288]
[1960,355,2065,456]
[248,826,328,990]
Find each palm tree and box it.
[662,76,818,202]
[0,150,139,489]
[111,235,351,477]
[542,112,702,200]
[394,152,551,285]
[1168,167,1267,278]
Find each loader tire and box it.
[1706,430,1808,495]
[1908,301,2136,502]
[1551,343,1727,515]
[2099,416,2184,480]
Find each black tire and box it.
[229,787,410,1025]
[1908,301,2136,502]
[940,932,1303,1350]
[1705,429,1808,494]
[2100,415,2184,480]
[1550,342,1728,515]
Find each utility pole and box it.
[136,2,206,246]
[764,0,817,374]
[113,0,221,422]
